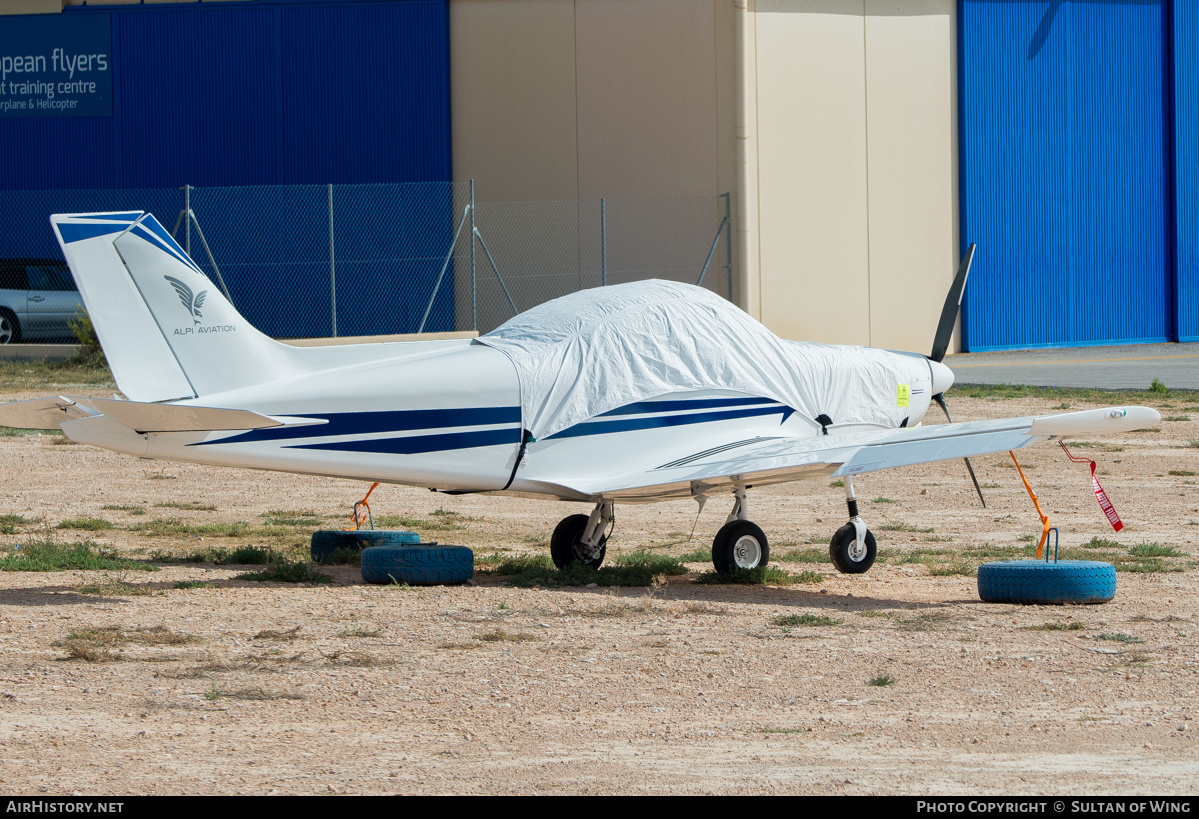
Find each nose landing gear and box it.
[830,474,876,573]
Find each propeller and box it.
[929,243,985,507]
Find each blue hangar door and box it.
[959,0,1171,351]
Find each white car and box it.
[0,258,82,344]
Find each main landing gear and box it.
[550,500,612,569]
[711,486,769,573]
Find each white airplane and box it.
[0,212,1160,576]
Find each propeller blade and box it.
[933,392,987,508]
[930,243,977,363]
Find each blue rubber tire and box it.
[311,530,420,563]
[360,544,474,585]
[977,560,1116,605]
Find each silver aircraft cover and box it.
[477,280,915,441]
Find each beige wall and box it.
[450,0,731,203]
[749,0,958,352]
[3,0,62,13]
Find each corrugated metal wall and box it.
[1175,0,1199,342]
[959,0,1173,351]
[0,0,454,335]
[0,0,450,189]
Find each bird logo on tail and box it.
[165,276,208,325]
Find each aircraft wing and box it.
[548,406,1160,501]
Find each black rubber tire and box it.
[829,523,876,574]
[711,519,769,574]
[311,529,420,563]
[360,544,473,585]
[0,310,21,345]
[977,560,1116,605]
[550,513,607,569]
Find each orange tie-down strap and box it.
[347,481,379,531]
[1009,451,1052,559]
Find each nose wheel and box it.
[831,474,876,574]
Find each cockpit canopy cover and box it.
[477,280,917,440]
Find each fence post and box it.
[329,184,337,338]
[601,197,606,286]
[723,192,732,300]
[470,179,476,331]
[180,185,192,256]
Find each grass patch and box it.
[772,613,838,627]
[54,625,199,661]
[611,551,689,575]
[1165,416,1191,422]
[476,628,537,643]
[867,673,896,687]
[240,562,332,584]
[261,509,323,526]
[1098,632,1145,644]
[129,518,254,538]
[56,517,113,531]
[954,384,1199,406]
[1128,542,1184,557]
[695,566,822,586]
[829,479,844,488]
[1169,470,1197,477]
[1023,621,1086,631]
[0,539,152,572]
[102,504,146,516]
[0,513,32,534]
[872,497,897,504]
[174,580,214,590]
[375,509,477,533]
[340,626,384,638]
[678,548,712,563]
[154,501,217,512]
[0,355,115,392]
[1112,558,1185,574]
[494,553,685,588]
[77,576,155,597]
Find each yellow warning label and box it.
[897,384,911,408]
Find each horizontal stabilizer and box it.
[0,397,94,430]
[78,398,284,434]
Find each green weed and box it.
[868,674,896,687]
[56,517,113,531]
[0,539,152,572]
[773,613,838,627]
[174,580,214,590]
[1023,621,1086,631]
[239,562,332,584]
[1098,632,1144,644]
[695,566,821,586]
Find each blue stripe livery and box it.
[193,406,523,446]
[197,397,795,456]
[545,403,795,440]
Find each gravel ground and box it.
[0,392,1197,795]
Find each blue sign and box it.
[0,14,111,118]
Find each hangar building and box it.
[0,0,1191,353]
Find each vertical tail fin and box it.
[51,212,305,401]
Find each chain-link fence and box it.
[0,182,731,338]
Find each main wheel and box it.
[977,560,1116,605]
[0,311,20,344]
[550,513,607,569]
[830,523,876,574]
[712,520,769,574]
[360,544,473,585]
[311,529,420,563]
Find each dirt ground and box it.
[0,389,1197,795]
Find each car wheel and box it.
[977,560,1116,605]
[0,311,20,344]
